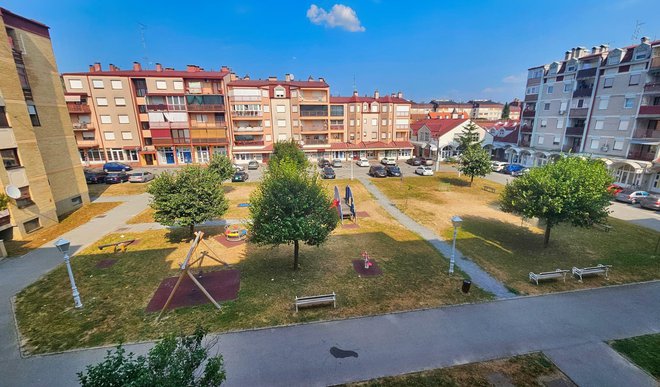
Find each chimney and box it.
[352,90,358,97]
[641,36,650,44]
[318,77,325,83]
[576,46,587,58]
[374,90,379,99]
[285,73,291,82]
[600,44,609,53]
[221,65,229,72]
[108,63,116,71]
[308,75,314,81]
[132,62,141,71]
[397,91,403,98]
[565,51,571,60]
[93,62,101,72]
[591,46,598,54]
[187,64,198,72]
[229,72,237,81]
[570,48,576,59]
[243,74,250,80]
[155,63,163,72]
[268,76,277,81]
[89,64,95,72]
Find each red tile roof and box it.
[478,120,520,144]
[63,69,231,79]
[411,118,469,137]
[229,79,328,88]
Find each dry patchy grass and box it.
[87,182,151,198]
[4,202,121,257]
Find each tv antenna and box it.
[138,23,152,67]
[631,20,645,43]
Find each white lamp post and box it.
[449,216,463,274]
[55,238,83,308]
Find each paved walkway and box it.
[118,218,245,233]
[357,176,515,299]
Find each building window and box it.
[594,120,604,130]
[590,139,599,149]
[100,115,112,124]
[106,148,125,161]
[540,119,547,127]
[144,137,153,146]
[350,119,355,126]
[82,131,94,140]
[156,80,167,90]
[276,105,286,113]
[264,120,271,127]
[544,103,550,111]
[138,105,147,113]
[111,80,123,89]
[277,119,286,127]
[118,115,130,124]
[96,97,108,106]
[613,140,624,150]
[16,186,34,209]
[553,136,560,145]
[121,131,133,140]
[23,218,41,233]
[292,105,298,113]
[371,119,377,126]
[104,131,116,140]
[381,119,387,125]
[92,79,104,89]
[619,120,629,131]
[577,99,584,108]
[69,79,83,89]
[274,87,285,98]
[71,195,83,205]
[114,97,126,106]
[0,106,9,127]
[349,105,355,113]
[173,81,184,90]
[1,148,20,169]
[547,85,554,94]
[603,78,614,88]
[564,83,572,92]
[263,105,270,113]
[125,149,139,161]
[538,136,544,145]
[598,98,609,110]
[567,65,576,72]
[624,98,635,109]
[629,74,641,86]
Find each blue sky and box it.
[4,0,659,103]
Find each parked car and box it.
[421,158,435,166]
[502,164,525,175]
[386,165,402,177]
[368,165,387,178]
[247,160,259,170]
[128,171,154,183]
[491,161,508,172]
[84,170,108,184]
[317,158,331,168]
[356,158,370,167]
[639,195,660,210]
[104,172,129,184]
[331,159,343,168]
[103,162,132,172]
[406,157,423,166]
[233,164,244,171]
[232,171,249,182]
[321,167,336,179]
[511,167,530,177]
[615,189,649,204]
[415,166,434,176]
[607,184,625,195]
[380,157,396,165]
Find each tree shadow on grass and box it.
[438,176,470,187]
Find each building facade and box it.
[0,8,89,239]
[516,38,660,192]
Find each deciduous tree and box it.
[500,156,613,247]
[268,140,308,170]
[208,155,235,182]
[147,166,228,236]
[458,145,492,186]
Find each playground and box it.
[14,180,490,354]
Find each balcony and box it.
[522,109,536,118]
[152,137,190,146]
[187,104,225,112]
[576,68,597,79]
[67,103,91,113]
[300,125,327,132]
[189,122,226,129]
[191,137,228,145]
[149,121,189,129]
[233,126,263,133]
[302,138,329,145]
[562,144,581,153]
[643,83,660,93]
[299,111,328,117]
[77,139,99,148]
[520,125,533,133]
[146,104,186,112]
[638,105,660,116]
[73,122,94,131]
[569,108,589,118]
[565,126,585,136]
[330,125,345,131]
[627,151,655,162]
[573,87,593,98]
[632,128,660,140]
[650,57,660,73]
[0,209,10,228]
[231,111,263,118]
[234,140,265,147]
[229,95,261,102]
[524,94,538,102]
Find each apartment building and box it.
[0,8,89,239]
[412,99,511,123]
[62,63,232,167]
[516,38,660,191]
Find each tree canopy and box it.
[0,193,8,211]
[456,122,483,150]
[268,140,308,170]
[248,158,338,270]
[207,155,235,182]
[147,166,228,235]
[458,145,492,186]
[500,156,613,247]
[78,327,226,386]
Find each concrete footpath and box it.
[357,176,515,299]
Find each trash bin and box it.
[461,280,471,294]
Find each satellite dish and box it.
[290,74,295,80]
[5,185,21,199]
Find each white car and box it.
[491,161,508,172]
[233,164,244,171]
[356,158,370,167]
[380,157,397,165]
[415,166,434,176]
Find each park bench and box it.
[572,264,612,282]
[594,223,612,232]
[98,239,135,253]
[529,269,570,285]
[295,292,336,312]
[482,185,497,193]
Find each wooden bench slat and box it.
[295,292,336,312]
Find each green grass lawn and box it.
[345,353,571,386]
[15,181,490,354]
[611,334,660,379]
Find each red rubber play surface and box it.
[145,269,240,312]
[214,235,247,248]
[351,259,382,277]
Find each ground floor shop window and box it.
[176,147,192,164]
[125,150,139,162]
[157,147,176,165]
[196,146,210,163]
[398,149,411,158]
[79,148,105,163]
[106,148,125,161]
[212,146,227,158]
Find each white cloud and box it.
[501,72,526,84]
[307,4,366,32]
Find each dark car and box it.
[368,165,387,178]
[406,157,423,166]
[84,170,108,184]
[247,160,259,170]
[317,158,330,168]
[232,171,249,182]
[103,162,132,172]
[502,164,525,175]
[386,165,402,177]
[104,172,129,184]
[639,195,660,210]
[321,167,336,179]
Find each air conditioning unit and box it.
[601,145,609,152]
[559,110,566,115]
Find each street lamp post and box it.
[350,154,354,180]
[55,238,83,308]
[449,215,463,274]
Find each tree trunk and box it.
[189,224,195,237]
[469,175,474,187]
[293,240,299,270]
[543,224,552,248]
